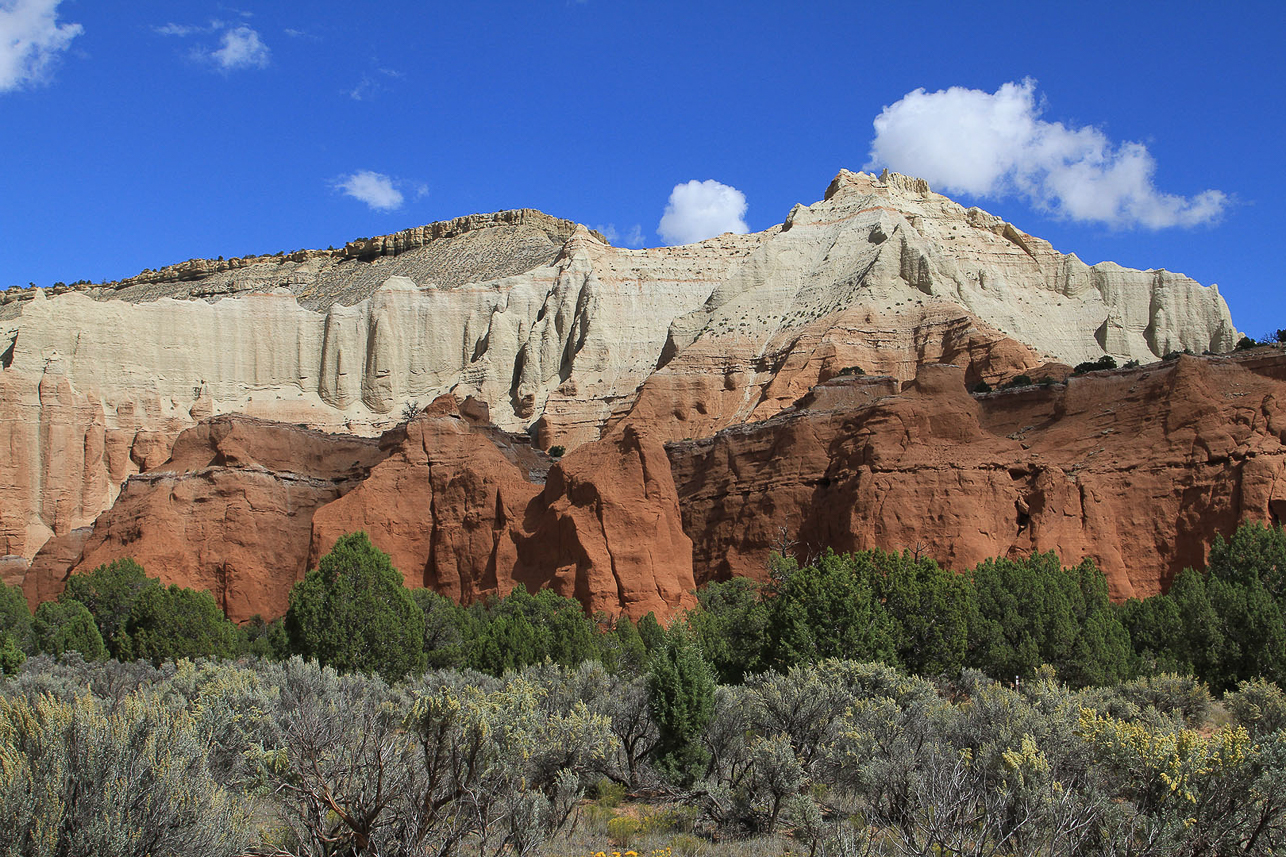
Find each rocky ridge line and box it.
[0,209,604,308]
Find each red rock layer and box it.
[310,397,696,620]
[20,353,1286,623]
[669,354,1286,601]
[62,415,387,623]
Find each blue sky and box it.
[2,1,1283,332]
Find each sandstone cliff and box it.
[0,170,1245,619]
[671,353,1286,602]
[20,352,1286,620]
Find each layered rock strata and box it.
[31,398,696,621]
[0,171,1243,618]
[23,352,1286,620]
[670,353,1286,601]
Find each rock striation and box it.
[56,415,387,622]
[670,352,1286,602]
[0,170,1249,620]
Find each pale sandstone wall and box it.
[0,172,1238,567]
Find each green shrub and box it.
[121,584,240,664]
[648,624,715,785]
[31,600,106,660]
[285,532,426,681]
[606,815,642,845]
[0,631,24,675]
[688,576,769,683]
[0,582,31,653]
[61,558,158,658]
[548,444,566,457]
[466,586,599,675]
[1072,355,1118,375]
[594,777,627,807]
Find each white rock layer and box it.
[0,171,1238,560]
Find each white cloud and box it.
[657,180,749,245]
[865,79,1227,229]
[593,223,645,247]
[155,22,204,37]
[335,170,404,211]
[164,18,270,72]
[209,25,269,70]
[0,0,81,92]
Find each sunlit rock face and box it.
[0,172,1241,621]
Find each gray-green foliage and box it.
[3,643,1286,856]
[258,658,616,857]
[0,690,251,857]
[1226,677,1286,738]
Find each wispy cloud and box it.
[0,0,82,93]
[657,180,749,246]
[156,17,270,72]
[154,22,208,37]
[347,65,402,101]
[335,170,404,211]
[207,25,269,71]
[594,223,646,247]
[865,79,1227,229]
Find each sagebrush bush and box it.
[0,691,251,857]
[1226,677,1286,737]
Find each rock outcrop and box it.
[309,397,695,619]
[35,398,695,621]
[58,415,387,622]
[0,170,1249,621]
[24,352,1286,620]
[670,353,1286,601]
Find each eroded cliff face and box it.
[50,415,388,622]
[0,170,1246,618]
[27,398,695,621]
[23,353,1286,621]
[670,353,1286,602]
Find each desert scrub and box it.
[0,690,252,857]
[607,816,643,846]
